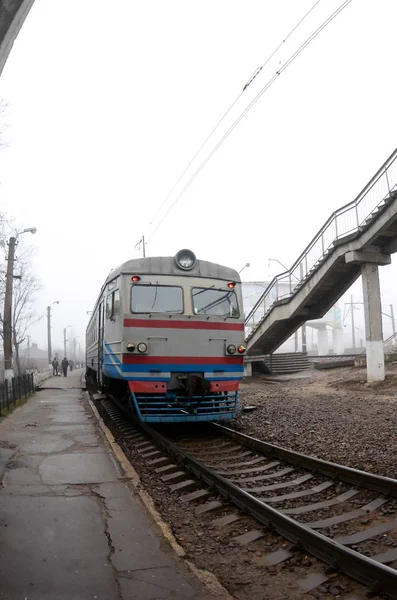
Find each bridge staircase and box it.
[245,149,397,356]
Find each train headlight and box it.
[175,249,196,271]
[237,344,246,354]
[137,342,148,353]
[227,344,236,354]
[126,343,135,352]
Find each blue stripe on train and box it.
[104,343,121,364]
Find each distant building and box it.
[242,281,291,317]
[20,343,49,371]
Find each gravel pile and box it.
[232,363,397,478]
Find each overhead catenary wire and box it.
[144,0,323,238]
[147,0,353,243]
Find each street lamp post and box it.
[268,258,289,274]
[47,301,60,366]
[268,258,303,353]
[238,263,250,275]
[3,228,37,379]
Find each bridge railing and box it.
[245,148,397,340]
[384,331,397,350]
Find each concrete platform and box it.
[0,371,213,600]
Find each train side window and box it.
[106,290,120,320]
[113,290,120,316]
[106,295,112,319]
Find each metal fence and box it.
[245,148,397,340]
[0,373,34,415]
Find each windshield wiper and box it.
[150,281,159,310]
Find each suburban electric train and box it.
[86,249,246,422]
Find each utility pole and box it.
[300,263,307,353]
[2,227,36,379]
[63,328,67,357]
[3,236,17,379]
[73,336,79,361]
[27,335,31,369]
[136,236,146,257]
[351,294,356,349]
[46,301,59,365]
[47,306,52,365]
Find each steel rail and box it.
[134,419,397,598]
[211,422,397,495]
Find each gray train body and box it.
[86,250,246,422]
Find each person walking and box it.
[52,358,59,376]
[69,359,74,372]
[61,357,69,377]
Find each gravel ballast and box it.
[93,364,397,600]
[233,362,397,478]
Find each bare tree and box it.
[0,251,41,375]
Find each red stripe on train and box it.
[123,355,244,364]
[123,318,244,331]
[128,380,239,393]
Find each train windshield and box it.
[192,288,240,318]
[131,284,183,314]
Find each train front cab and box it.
[121,260,245,422]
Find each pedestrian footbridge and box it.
[245,149,397,376]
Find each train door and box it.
[97,300,105,387]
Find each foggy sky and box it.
[0,0,396,351]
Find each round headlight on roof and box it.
[175,249,196,271]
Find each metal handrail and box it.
[384,331,397,347]
[245,148,397,340]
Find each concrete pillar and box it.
[0,1,36,77]
[361,263,384,382]
[317,325,328,355]
[243,361,252,377]
[332,327,345,355]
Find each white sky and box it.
[0,0,396,350]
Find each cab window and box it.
[192,287,239,318]
[131,285,183,314]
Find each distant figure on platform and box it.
[52,358,59,376]
[69,359,74,372]
[61,357,69,377]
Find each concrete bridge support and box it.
[361,263,385,382]
[332,327,344,355]
[317,325,328,356]
[0,1,35,77]
[243,361,252,377]
[344,251,391,383]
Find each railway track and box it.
[95,394,397,599]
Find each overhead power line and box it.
[147,0,353,243]
[144,0,323,238]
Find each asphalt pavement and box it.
[0,370,213,600]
